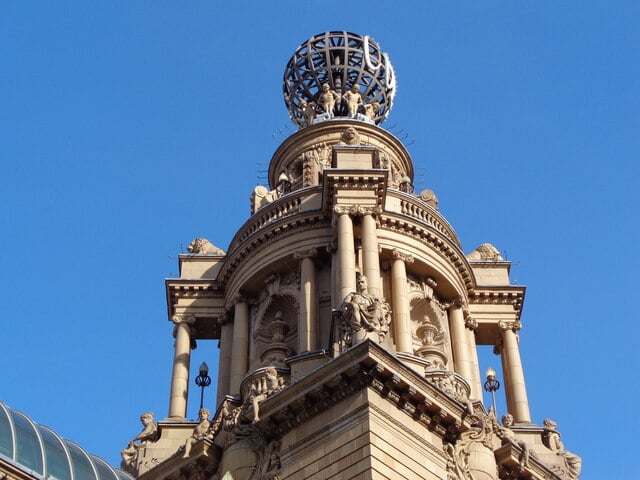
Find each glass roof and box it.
[0,401,134,480]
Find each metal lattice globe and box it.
[283,31,397,128]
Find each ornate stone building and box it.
[120,32,581,480]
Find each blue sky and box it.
[1,2,638,478]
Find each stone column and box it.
[360,209,381,297]
[448,303,473,385]
[391,249,413,353]
[336,207,356,302]
[216,317,232,406]
[229,297,249,396]
[295,248,317,353]
[498,321,531,423]
[465,315,482,400]
[168,314,195,419]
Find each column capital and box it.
[293,247,318,260]
[465,316,478,331]
[498,320,522,333]
[171,314,196,326]
[333,205,382,217]
[392,249,414,264]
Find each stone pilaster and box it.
[168,314,195,419]
[391,249,413,353]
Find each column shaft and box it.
[299,256,316,352]
[501,325,531,423]
[216,321,232,406]
[229,301,249,395]
[361,214,381,296]
[449,306,472,384]
[337,213,356,302]
[168,317,193,419]
[466,326,482,400]
[391,257,411,352]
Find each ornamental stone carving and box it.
[419,189,439,209]
[187,238,226,255]
[339,126,362,145]
[120,412,158,475]
[445,403,497,480]
[467,243,503,261]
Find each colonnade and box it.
[167,209,531,423]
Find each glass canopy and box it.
[0,401,133,480]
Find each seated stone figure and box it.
[121,412,158,473]
[496,413,530,468]
[341,275,387,335]
[183,408,211,458]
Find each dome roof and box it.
[0,401,133,480]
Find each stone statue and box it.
[317,83,340,117]
[187,238,225,255]
[466,243,503,261]
[363,101,380,120]
[542,419,582,480]
[300,100,316,126]
[496,413,530,468]
[341,275,389,342]
[183,408,211,458]
[249,367,284,423]
[343,85,363,117]
[120,412,158,473]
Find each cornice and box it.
[252,341,468,441]
[165,279,225,318]
[219,212,331,286]
[468,287,526,320]
[378,214,474,293]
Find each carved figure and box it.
[340,126,361,145]
[187,238,225,255]
[120,412,158,473]
[496,414,530,468]
[343,85,363,117]
[341,275,389,339]
[300,100,316,126]
[317,83,340,117]
[363,101,380,120]
[542,419,582,480]
[183,408,211,458]
[249,368,284,423]
[466,243,503,261]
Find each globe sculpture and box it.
[283,31,397,128]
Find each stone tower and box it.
[120,32,581,480]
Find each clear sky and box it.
[1,2,638,478]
